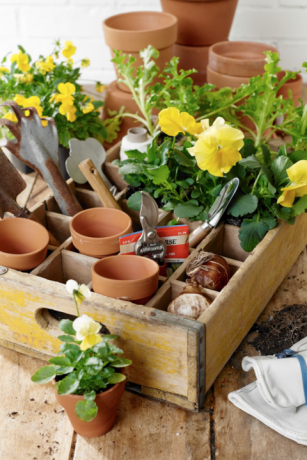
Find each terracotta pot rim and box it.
[69,208,132,243]
[92,255,160,285]
[103,11,177,33]
[0,218,49,258]
[210,41,278,65]
[207,65,250,85]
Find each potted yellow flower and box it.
[0,40,108,177]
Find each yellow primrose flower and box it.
[62,40,76,59]
[4,112,17,122]
[11,50,30,72]
[59,102,77,122]
[188,119,244,177]
[67,58,74,66]
[73,314,102,351]
[82,102,94,114]
[158,107,203,137]
[0,66,9,76]
[277,160,307,207]
[95,82,106,93]
[55,82,75,105]
[35,55,56,74]
[81,58,90,68]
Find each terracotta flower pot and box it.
[160,0,238,46]
[70,208,132,258]
[54,379,125,438]
[0,218,49,271]
[103,12,178,93]
[173,43,210,85]
[207,65,250,89]
[209,41,279,77]
[92,255,159,305]
[277,71,302,107]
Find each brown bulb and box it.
[167,285,212,320]
[186,252,230,291]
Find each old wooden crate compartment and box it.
[1,169,307,411]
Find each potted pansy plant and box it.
[31,280,131,438]
[0,40,108,177]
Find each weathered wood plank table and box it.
[2,131,307,460]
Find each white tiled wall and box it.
[0,0,306,83]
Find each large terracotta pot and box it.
[160,0,238,46]
[0,218,49,271]
[277,71,303,107]
[209,41,279,77]
[55,379,125,438]
[207,65,249,89]
[92,255,160,305]
[173,43,210,85]
[70,207,132,258]
[103,12,177,93]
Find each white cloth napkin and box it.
[228,336,307,445]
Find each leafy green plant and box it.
[31,280,131,422]
[0,41,108,148]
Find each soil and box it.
[250,304,307,355]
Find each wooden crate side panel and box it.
[199,214,307,392]
[0,270,190,397]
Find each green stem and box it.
[73,294,80,317]
[251,170,262,195]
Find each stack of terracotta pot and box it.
[102,11,178,149]
[160,0,239,86]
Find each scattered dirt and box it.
[250,304,307,355]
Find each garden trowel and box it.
[0,148,60,246]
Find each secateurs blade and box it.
[135,192,167,265]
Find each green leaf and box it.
[85,357,103,367]
[191,189,201,199]
[57,375,80,395]
[292,195,307,215]
[174,202,204,219]
[108,344,124,354]
[240,140,257,158]
[111,358,132,368]
[57,335,77,343]
[108,373,126,384]
[289,150,307,163]
[127,191,142,212]
[261,144,272,166]
[272,203,293,220]
[75,400,98,422]
[271,156,293,186]
[177,180,190,189]
[101,334,118,342]
[49,356,71,367]
[239,155,261,169]
[173,149,194,167]
[227,194,258,217]
[147,166,170,185]
[125,149,147,162]
[59,319,75,336]
[185,178,194,186]
[118,163,143,175]
[239,216,276,252]
[277,145,287,158]
[261,165,273,184]
[31,365,58,384]
[84,390,96,402]
[56,366,75,375]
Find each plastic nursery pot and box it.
[69,208,133,258]
[54,379,126,438]
[91,255,160,305]
[173,43,210,85]
[207,65,250,90]
[277,71,303,107]
[209,41,279,78]
[0,218,49,271]
[103,11,178,93]
[160,0,238,46]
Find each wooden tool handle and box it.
[188,223,212,248]
[78,159,121,211]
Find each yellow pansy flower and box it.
[0,66,9,76]
[35,55,55,74]
[188,119,244,177]
[72,314,101,351]
[4,112,17,122]
[67,58,74,66]
[59,102,77,122]
[81,58,90,68]
[277,160,307,207]
[11,50,30,72]
[55,82,75,105]
[62,40,76,59]
[14,94,26,106]
[158,107,203,137]
[96,82,106,93]
[82,102,95,114]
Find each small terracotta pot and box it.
[277,71,302,107]
[54,379,125,438]
[92,255,159,304]
[0,218,49,271]
[161,0,238,46]
[103,12,178,93]
[173,43,210,85]
[70,208,132,258]
[207,65,250,89]
[209,41,279,77]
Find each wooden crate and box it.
[1,163,307,412]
